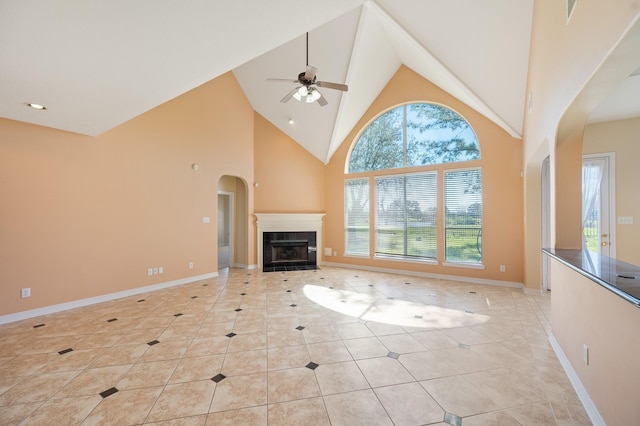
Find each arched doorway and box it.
[217,175,249,271]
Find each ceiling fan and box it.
[267,32,348,106]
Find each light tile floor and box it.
[0,267,591,425]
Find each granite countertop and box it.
[543,248,640,307]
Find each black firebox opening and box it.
[263,231,317,272]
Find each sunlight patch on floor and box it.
[303,284,490,328]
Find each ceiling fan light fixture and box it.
[293,91,302,101]
[297,86,308,97]
[309,89,321,102]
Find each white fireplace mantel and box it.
[255,213,326,269]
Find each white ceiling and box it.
[2,1,545,163]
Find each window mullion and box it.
[403,176,408,256]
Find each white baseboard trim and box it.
[321,261,524,289]
[549,333,605,426]
[232,263,257,270]
[522,287,549,296]
[0,272,218,325]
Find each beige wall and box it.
[523,0,640,288]
[0,72,255,317]
[584,117,640,265]
[253,113,326,213]
[550,258,640,425]
[324,66,524,283]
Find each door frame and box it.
[582,152,616,258]
[217,191,234,268]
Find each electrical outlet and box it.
[583,344,589,365]
[333,251,337,257]
[159,266,163,274]
[147,268,153,276]
[21,288,31,298]
[499,265,506,272]
[153,268,159,275]
[188,262,194,270]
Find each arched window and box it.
[345,103,483,265]
[348,103,480,173]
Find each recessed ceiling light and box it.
[288,118,294,125]
[26,103,46,110]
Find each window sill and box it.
[343,253,371,259]
[443,261,485,270]
[373,255,438,265]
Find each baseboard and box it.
[0,272,218,325]
[522,287,549,296]
[232,263,258,270]
[321,261,524,289]
[549,333,605,426]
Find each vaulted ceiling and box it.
[2,1,536,163]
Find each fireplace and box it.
[255,213,325,272]
[263,231,317,272]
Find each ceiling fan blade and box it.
[267,78,298,83]
[304,66,317,81]
[316,81,348,91]
[316,92,328,106]
[280,87,299,103]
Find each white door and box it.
[582,153,615,259]
[217,192,234,268]
[541,156,551,291]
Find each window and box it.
[345,102,482,265]
[349,103,480,173]
[345,178,369,256]
[444,169,483,263]
[375,172,437,259]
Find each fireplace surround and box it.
[255,213,325,272]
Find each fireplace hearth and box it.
[263,231,317,272]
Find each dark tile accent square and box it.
[240,293,246,296]
[306,362,319,370]
[329,286,333,289]
[354,275,359,277]
[203,283,208,286]
[444,412,462,426]
[283,279,288,282]
[387,351,400,359]
[191,296,198,299]
[137,299,145,302]
[174,313,183,317]
[107,318,118,322]
[414,315,423,319]
[235,308,243,312]
[33,324,45,328]
[405,282,411,285]
[458,343,470,350]
[286,290,291,293]
[147,340,160,346]
[226,333,237,338]
[469,291,477,294]
[244,281,249,284]
[320,277,325,279]
[100,387,119,398]
[211,373,226,383]
[387,297,394,300]
[465,310,474,314]
[368,284,374,287]
[58,348,73,355]
[296,326,305,331]
[290,304,297,307]
[340,300,347,303]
